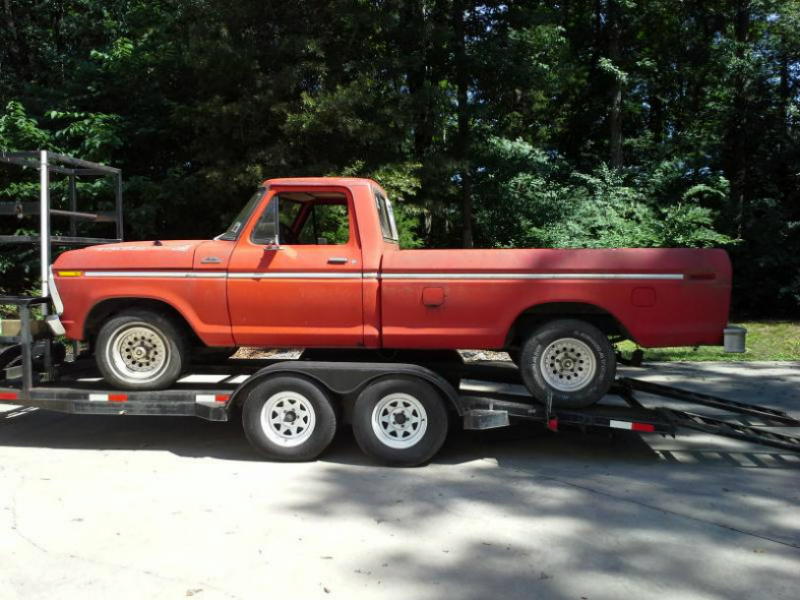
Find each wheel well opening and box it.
[84,298,199,346]
[506,302,630,349]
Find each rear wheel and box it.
[95,310,189,390]
[242,376,338,462]
[352,377,449,467]
[519,319,615,408]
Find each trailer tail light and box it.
[89,393,128,402]
[631,422,656,432]
[609,419,655,432]
[195,394,230,406]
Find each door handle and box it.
[327,257,348,265]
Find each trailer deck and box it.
[2,351,799,457]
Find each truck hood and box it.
[53,240,206,271]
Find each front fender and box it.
[54,274,234,346]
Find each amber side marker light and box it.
[56,271,83,277]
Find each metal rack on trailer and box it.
[1,152,799,466]
[1,151,123,379]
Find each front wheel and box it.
[95,310,189,390]
[519,319,616,408]
[352,377,449,467]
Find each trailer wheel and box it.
[519,318,616,408]
[242,376,337,462]
[352,377,449,467]
[95,310,189,390]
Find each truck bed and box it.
[380,247,732,349]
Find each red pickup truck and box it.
[50,177,734,407]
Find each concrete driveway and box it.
[1,362,798,600]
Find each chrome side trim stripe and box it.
[380,272,685,280]
[81,271,685,281]
[84,270,226,279]
[228,272,363,279]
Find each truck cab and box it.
[219,179,395,348]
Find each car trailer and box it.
[2,324,799,466]
[2,152,799,466]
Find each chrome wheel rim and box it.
[371,393,428,449]
[539,338,597,392]
[261,392,316,447]
[107,323,170,382]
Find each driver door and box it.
[226,188,364,347]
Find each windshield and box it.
[217,187,266,241]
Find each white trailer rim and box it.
[539,337,597,392]
[371,393,428,449]
[261,392,316,447]
[107,323,170,382]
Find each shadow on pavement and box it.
[2,405,798,472]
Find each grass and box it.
[618,321,800,362]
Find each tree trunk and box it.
[777,49,798,221]
[731,0,750,238]
[650,92,663,144]
[2,0,24,76]
[608,0,623,170]
[453,0,473,248]
[402,1,434,164]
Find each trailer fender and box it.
[228,361,462,417]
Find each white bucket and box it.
[723,326,747,353]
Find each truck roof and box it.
[263,177,380,189]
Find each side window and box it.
[297,203,350,245]
[251,197,302,244]
[279,200,303,230]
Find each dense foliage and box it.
[1,0,798,315]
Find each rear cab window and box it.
[374,190,399,244]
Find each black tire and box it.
[0,341,66,372]
[242,376,338,461]
[192,346,237,364]
[0,345,21,373]
[519,319,616,409]
[95,309,189,390]
[352,376,449,467]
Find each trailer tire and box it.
[95,310,189,390]
[352,376,449,467]
[519,318,615,408]
[242,376,337,462]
